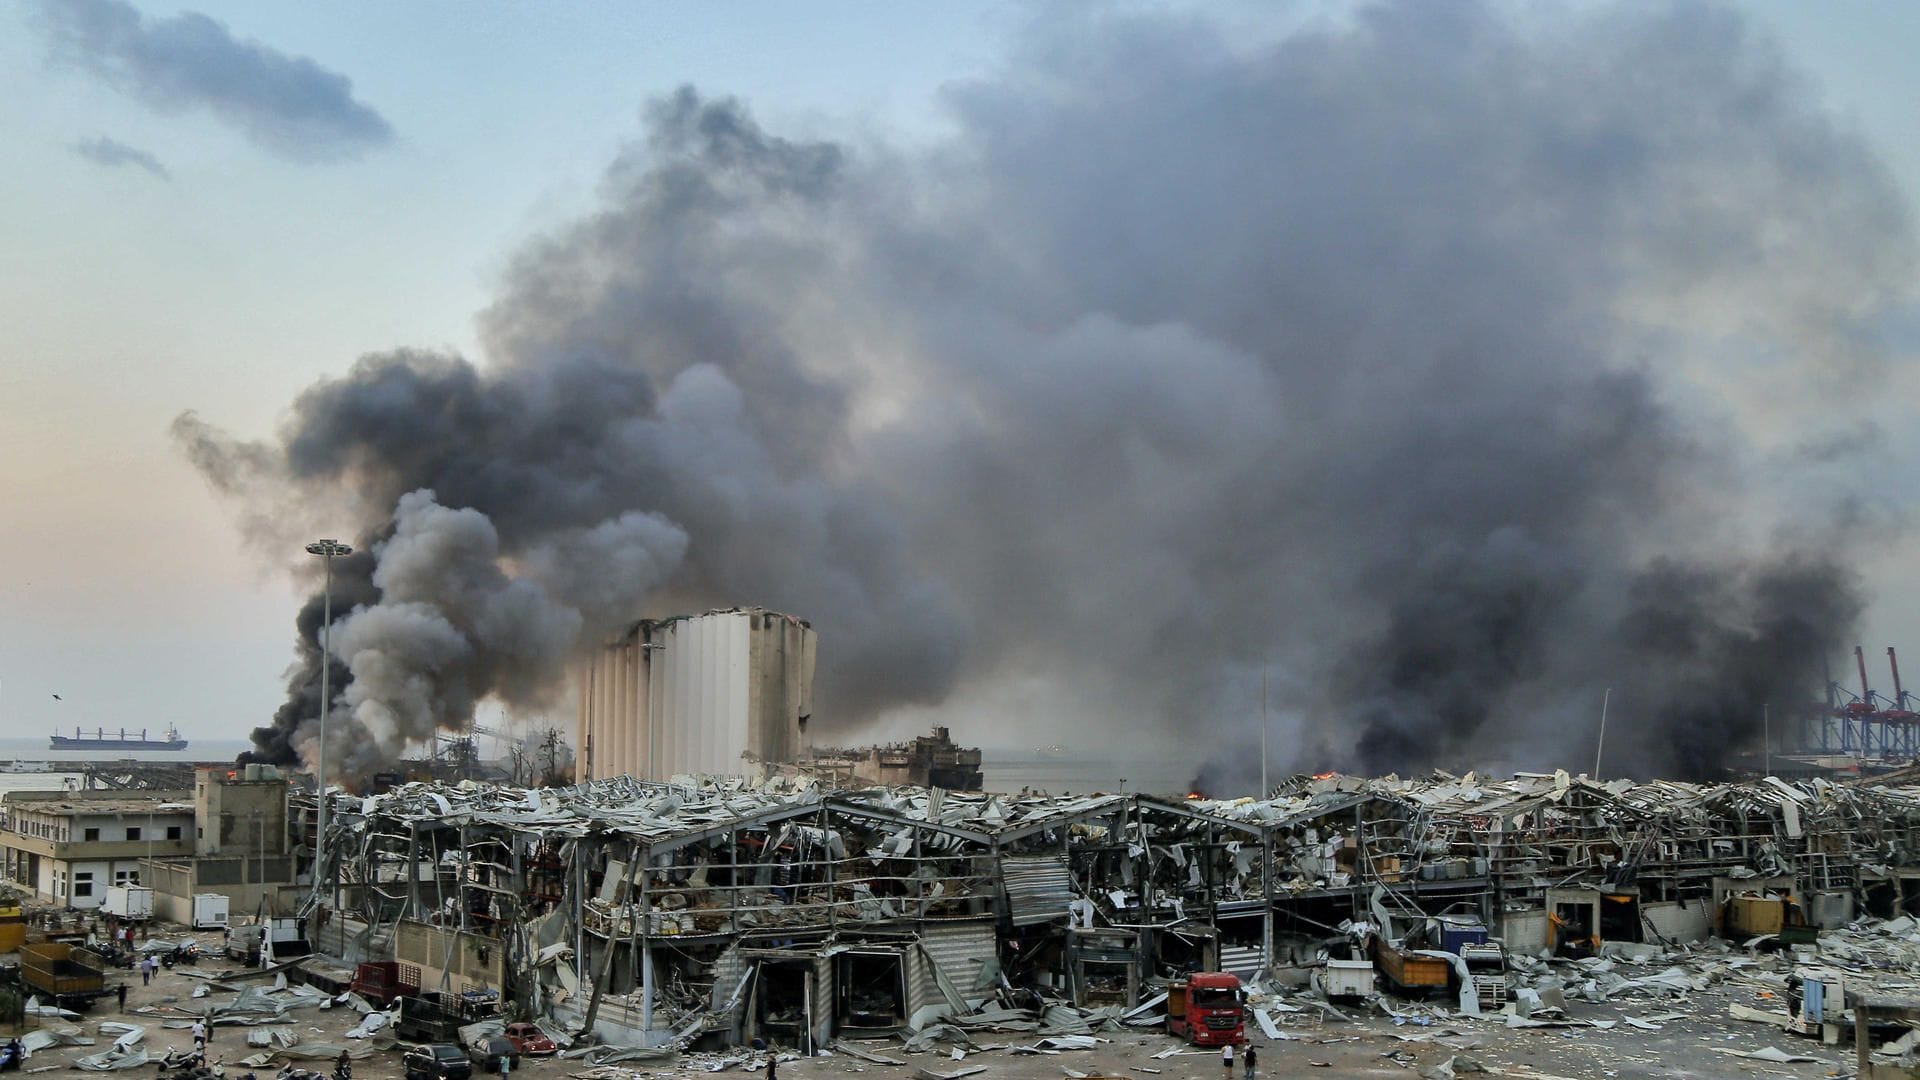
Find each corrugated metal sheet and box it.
[1002,855,1073,926]
[1220,943,1264,981]
[901,947,928,1014]
[918,918,997,1006]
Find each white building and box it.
[576,607,817,782]
[0,790,195,909]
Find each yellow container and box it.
[1727,895,1785,936]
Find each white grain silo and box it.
[575,607,816,782]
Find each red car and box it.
[502,1023,558,1057]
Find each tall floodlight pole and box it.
[305,539,352,905]
[1763,703,1772,777]
[1261,669,1270,797]
[1594,688,1611,780]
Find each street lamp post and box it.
[305,539,352,906]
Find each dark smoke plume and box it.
[179,3,1914,785]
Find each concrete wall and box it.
[145,855,299,924]
[1642,899,1712,943]
[1500,908,1550,954]
[195,770,289,857]
[395,919,506,995]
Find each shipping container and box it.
[192,893,230,929]
[101,885,153,921]
[1316,959,1374,1000]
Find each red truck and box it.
[350,961,415,1007]
[1167,973,1246,1046]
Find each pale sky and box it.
[2,1,1918,746]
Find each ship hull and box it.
[48,737,189,751]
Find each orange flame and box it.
[1311,771,1337,780]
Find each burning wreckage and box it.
[299,768,1920,1065]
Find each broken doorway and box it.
[1864,878,1898,920]
[1600,894,1641,943]
[1077,960,1135,1007]
[1151,924,1218,979]
[754,960,815,1050]
[835,951,906,1035]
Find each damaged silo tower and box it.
[575,607,817,782]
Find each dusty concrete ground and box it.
[14,929,1854,1080]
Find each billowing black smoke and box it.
[235,544,378,766]
[180,3,1912,784]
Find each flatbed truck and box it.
[21,942,109,1010]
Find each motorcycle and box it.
[157,1048,224,1080]
[92,942,130,969]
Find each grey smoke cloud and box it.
[71,135,168,179]
[33,0,392,162]
[309,490,688,778]
[181,2,1913,784]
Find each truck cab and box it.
[1167,972,1245,1046]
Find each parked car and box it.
[501,1023,557,1057]
[467,1037,520,1074]
[403,1044,472,1080]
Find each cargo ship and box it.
[49,725,188,751]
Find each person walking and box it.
[766,1052,777,1080]
[139,957,151,986]
[191,1019,207,1050]
[1221,1041,1234,1079]
[1243,1044,1257,1080]
[115,983,127,1011]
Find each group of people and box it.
[1221,1042,1259,1079]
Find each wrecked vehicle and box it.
[500,1023,555,1057]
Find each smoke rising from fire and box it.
[179,3,1914,784]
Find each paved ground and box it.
[13,929,1855,1080]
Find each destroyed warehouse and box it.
[294,766,1920,1050]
